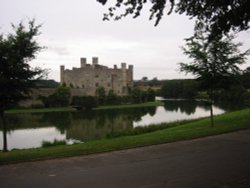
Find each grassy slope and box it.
[1,108,250,165]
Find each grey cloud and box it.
[49,46,70,56]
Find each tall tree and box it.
[179,23,250,126]
[242,67,250,89]
[97,0,250,38]
[0,20,45,151]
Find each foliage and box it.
[96,86,106,105]
[134,78,161,87]
[0,19,45,152]
[214,85,247,103]
[149,77,161,87]
[97,0,250,38]
[34,79,59,88]
[180,24,250,99]
[130,88,142,103]
[161,79,198,99]
[106,90,120,105]
[241,67,250,89]
[243,91,250,107]
[41,139,66,147]
[0,20,44,114]
[179,24,250,126]
[95,88,156,105]
[146,88,156,102]
[71,96,98,110]
[41,85,71,107]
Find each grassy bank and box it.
[95,101,164,110]
[5,107,76,114]
[5,101,164,114]
[1,108,250,165]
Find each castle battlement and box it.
[60,57,133,96]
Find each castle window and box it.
[82,84,85,88]
[95,75,99,78]
[107,83,111,87]
[95,83,99,87]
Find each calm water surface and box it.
[0,100,225,150]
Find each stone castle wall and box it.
[19,88,56,107]
[60,57,133,96]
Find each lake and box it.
[0,100,225,150]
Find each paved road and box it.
[1,130,250,188]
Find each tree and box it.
[142,76,148,82]
[42,85,71,107]
[96,86,106,105]
[97,0,250,38]
[146,88,156,102]
[179,23,250,126]
[106,90,120,104]
[130,88,142,103]
[161,80,182,98]
[160,79,198,99]
[149,77,160,87]
[0,20,44,151]
[242,67,250,89]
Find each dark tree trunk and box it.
[210,104,214,127]
[209,84,215,127]
[0,112,8,152]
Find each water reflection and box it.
[134,100,224,127]
[0,100,226,150]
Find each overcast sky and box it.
[1,0,250,81]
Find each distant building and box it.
[60,57,133,96]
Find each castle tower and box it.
[121,63,127,94]
[80,57,86,68]
[128,65,133,86]
[60,65,65,84]
[92,57,98,68]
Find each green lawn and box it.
[1,108,250,165]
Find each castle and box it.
[60,57,133,96]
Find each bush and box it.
[71,96,98,110]
[96,87,106,105]
[146,88,156,102]
[106,90,121,105]
[41,85,70,107]
[31,104,44,109]
[41,139,66,147]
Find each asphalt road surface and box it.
[1,129,250,188]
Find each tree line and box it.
[41,86,156,110]
[160,68,250,103]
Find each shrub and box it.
[106,90,120,105]
[41,139,66,147]
[71,96,98,110]
[146,88,156,102]
[41,85,70,107]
